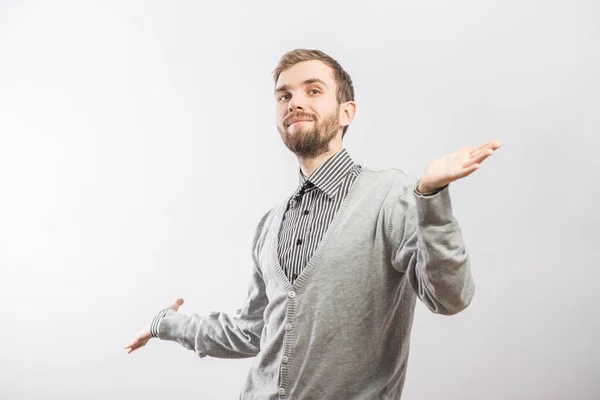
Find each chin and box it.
[286,126,303,136]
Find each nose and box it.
[287,93,306,113]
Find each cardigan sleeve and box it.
[154,211,271,358]
[386,181,475,315]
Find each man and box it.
[125,49,501,399]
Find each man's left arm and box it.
[388,139,501,315]
[389,182,472,315]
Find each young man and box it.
[125,49,501,399]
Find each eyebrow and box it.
[275,78,328,94]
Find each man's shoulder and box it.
[359,165,418,192]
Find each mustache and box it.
[284,112,317,127]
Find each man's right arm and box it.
[154,260,269,358]
[149,210,272,359]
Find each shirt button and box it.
[288,290,296,299]
[282,355,289,363]
[296,238,302,245]
[285,323,293,331]
[278,388,286,396]
[303,210,309,215]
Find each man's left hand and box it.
[418,139,502,193]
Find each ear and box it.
[339,101,356,129]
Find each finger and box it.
[170,298,184,311]
[124,333,148,349]
[464,148,494,168]
[124,340,140,351]
[455,163,480,179]
[469,139,501,156]
[124,340,137,349]
[125,339,147,353]
[471,147,494,161]
[469,142,489,155]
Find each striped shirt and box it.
[278,148,361,284]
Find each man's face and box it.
[275,60,343,158]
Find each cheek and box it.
[277,114,287,127]
[316,100,336,117]
[276,105,287,119]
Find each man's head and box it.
[273,49,356,158]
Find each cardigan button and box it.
[285,323,293,331]
[288,291,296,299]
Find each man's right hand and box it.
[124,298,184,354]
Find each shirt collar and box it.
[294,148,356,200]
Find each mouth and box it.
[287,119,313,127]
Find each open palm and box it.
[124,298,184,354]
[418,139,501,193]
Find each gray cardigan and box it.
[157,166,475,399]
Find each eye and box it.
[309,89,321,95]
[278,94,290,101]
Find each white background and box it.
[0,0,598,399]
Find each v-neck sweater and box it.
[157,166,475,400]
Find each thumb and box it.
[169,298,184,312]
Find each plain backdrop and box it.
[0,1,598,399]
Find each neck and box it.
[298,140,343,178]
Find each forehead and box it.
[276,60,335,88]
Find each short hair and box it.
[273,49,355,137]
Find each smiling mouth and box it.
[288,120,313,126]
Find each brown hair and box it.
[273,49,355,137]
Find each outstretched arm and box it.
[387,139,500,315]
[152,262,269,358]
[124,211,271,358]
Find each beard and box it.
[277,106,340,158]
